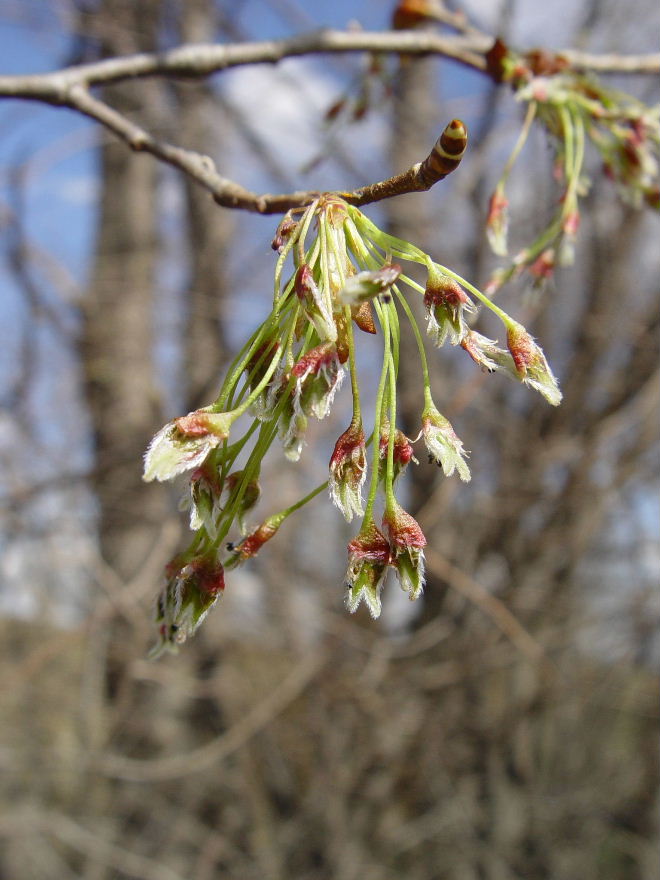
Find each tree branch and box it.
[0,29,657,214]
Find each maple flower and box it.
[461,330,512,373]
[295,263,337,342]
[184,458,224,536]
[383,501,427,601]
[344,522,392,618]
[143,408,234,482]
[423,267,476,346]
[292,342,345,420]
[421,402,471,482]
[379,420,417,483]
[329,419,367,522]
[486,183,510,256]
[506,321,563,405]
[224,514,282,569]
[338,263,402,306]
[152,553,225,656]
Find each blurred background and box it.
[0,1,658,878]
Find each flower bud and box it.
[379,421,417,483]
[224,514,283,569]
[143,409,233,483]
[383,501,427,601]
[486,184,509,256]
[423,267,475,346]
[152,553,225,655]
[506,321,562,405]
[295,264,337,342]
[344,522,392,618]
[338,264,401,306]
[329,420,367,522]
[292,342,344,420]
[421,403,471,482]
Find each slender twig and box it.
[0,30,657,213]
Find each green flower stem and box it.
[393,286,431,392]
[344,305,362,421]
[428,260,513,326]
[295,199,319,266]
[499,100,537,186]
[347,208,428,264]
[274,216,303,304]
[362,301,393,526]
[274,479,328,522]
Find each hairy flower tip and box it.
[224,516,281,570]
[506,321,562,406]
[421,403,471,482]
[423,269,476,346]
[294,263,337,342]
[379,421,417,483]
[292,342,345,420]
[461,330,512,373]
[280,404,308,462]
[224,470,261,535]
[344,523,392,618]
[329,420,367,522]
[151,554,225,657]
[143,409,233,483]
[338,263,402,306]
[383,501,427,601]
[486,184,510,256]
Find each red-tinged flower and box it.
[271,214,298,253]
[295,263,337,342]
[329,420,367,522]
[379,420,417,483]
[184,458,224,536]
[461,329,511,373]
[506,321,562,405]
[529,248,556,280]
[152,553,225,656]
[421,402,471,482]
[486,183,509,256]
[423,268,476,346]
[338,263,401,306]
[383,501,427,601]
[143,408,234,482]
[292,342,344,420]
[224,514,282,569]
[352,301,377,335]
[344,522,392,618]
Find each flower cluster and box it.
[484,39,660,290]
[144,193,562,653]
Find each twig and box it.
[0,30,657,213]
[97,649,326,781]
[425,547,549,667]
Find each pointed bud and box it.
[423,267,476,346]
[329,420,367,522]
[271,214,298,253]
[344,522,392,618]
[421,403,471,481]
[143,409,233,482]
[338,264,401,306]
[382,501,427,601]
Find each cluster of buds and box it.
[144,192,562,653]
[484,38,659,291]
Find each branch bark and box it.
[0,29,658,214]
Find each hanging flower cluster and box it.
[484,39,660,291]
[143,194,561,655]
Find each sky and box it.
[0,0,658,629]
